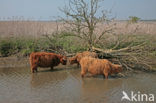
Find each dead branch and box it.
[60,0,112,49]
[92,39,153,71]
[92,46,130,54]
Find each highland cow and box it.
[69,51,98,67]
[29,52,67,73]
[80,57,122,79]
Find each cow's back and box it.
[30,52,60,67]
[80,57,110,75]
[80,57,100,71]
[77,51,97,62]
[82,51,97,58]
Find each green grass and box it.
[0,32,155,59]
[0,38,38,56]
[0,32,87,57]
[0,32,156,71]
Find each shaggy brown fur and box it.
[80,57,122,79]
[69,51,98,67]
[29,52,67,73]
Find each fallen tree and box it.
[92,38,155,71]
[56,0,156,72]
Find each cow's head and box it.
[114,65,123,73]
[60,56,67,65]
[69,53,83,65]
[69,56,78,65]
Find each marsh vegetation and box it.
[0,0,156,71]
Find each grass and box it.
[0,32,155,57]
[0,37,37,56]
[0,31,156,71]
[52,32,87,53]
[0,20,156,71]
[0,32,88,57]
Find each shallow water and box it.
[0,65,156,103]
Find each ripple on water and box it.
[0,66,155,103]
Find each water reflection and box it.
[31,69,68,88]
[0,66,155,103]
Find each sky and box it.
[0,0,156,20]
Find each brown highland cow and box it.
[69,51,98,67]
[29,52,67,73]
[80,57,122,79]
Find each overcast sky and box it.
[0,0,156,20]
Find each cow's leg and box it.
[50,66,53,70]
[30,66,33,73]
[81,67,87,78]
[31,63,38,73]
[103,69,109,79]
[104,72,108,79]
[30,55,38,73]
[81,72,86,78]
[31,66,37,73]
[35,67,38,72]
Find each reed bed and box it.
[0,21,156,38]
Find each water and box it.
[0,65,156,103]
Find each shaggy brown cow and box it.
[29,52,67,73]
[80,57,122,79]
[69,51,98,67]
